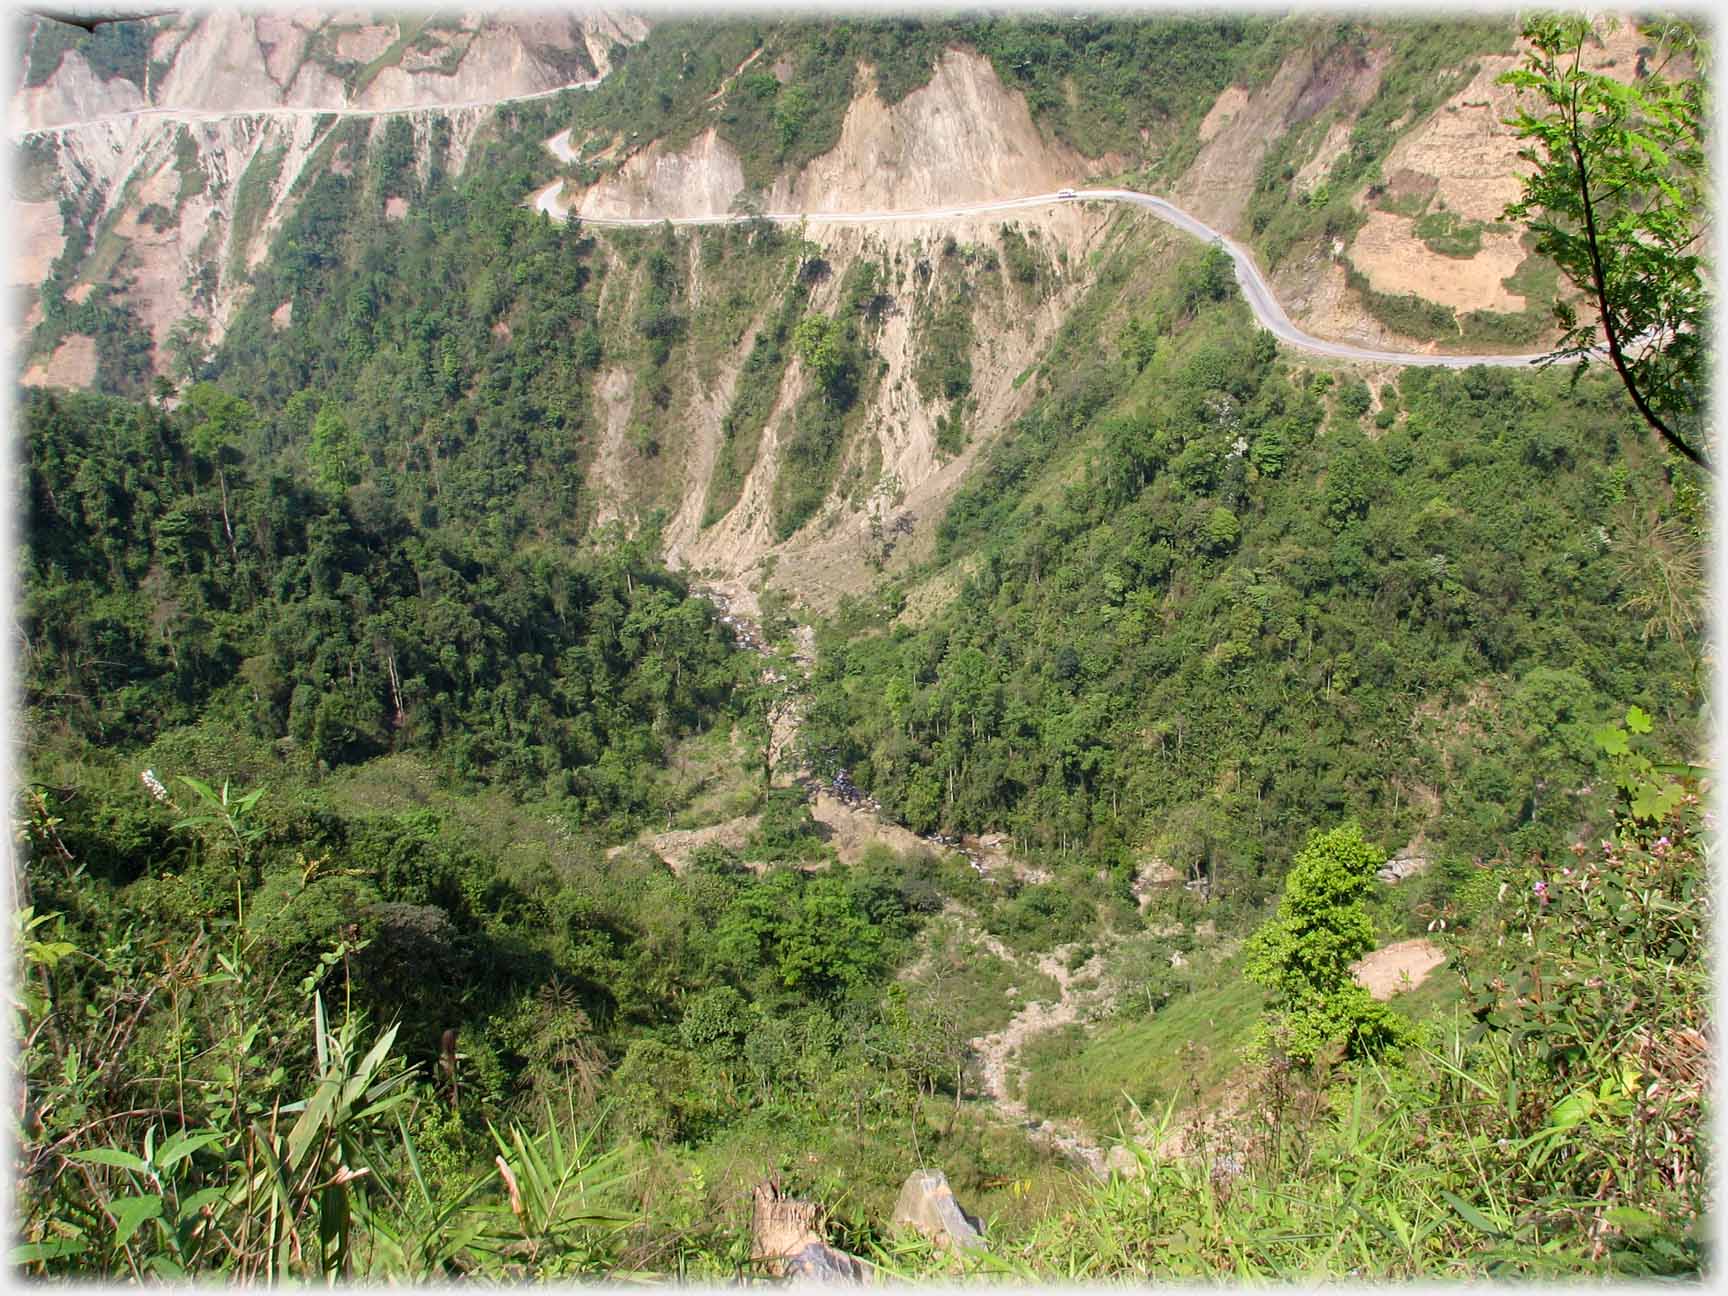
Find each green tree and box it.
[309,402,361,493]
[1243,822,1408,1063]
[792,313,851,402]
[774,83,814,150]
[183,383,254,564]
[1501,15,1710,469]
[1204,506,1241,554]
[777,875,885,996]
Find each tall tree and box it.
[1501,15,1711,470]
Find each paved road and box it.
[537,181,1548,369]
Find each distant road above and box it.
[9,77,604,136]
[536,178,1550,371]
[17,63,1552,372]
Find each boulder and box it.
[1105,1144,1145,1179]
[784,1241,866,1283]
[891,1169,986,1252]
[1376,854,1430,884]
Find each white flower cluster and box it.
[140,769,171,804]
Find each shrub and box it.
[1243,822,1410,1063]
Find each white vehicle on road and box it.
[1057,187,1077,199]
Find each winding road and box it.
[16,63,1554,373]
[534,177,1550,370]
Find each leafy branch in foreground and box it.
[1501,14,1711,470]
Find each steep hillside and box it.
[10,11,647,389]
[12,11,1680,635]
[562,48,1098,221]
[13,11,1592,395]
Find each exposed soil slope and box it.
[10,12,644,383]
[1176,38,1388,237]
[1351,938,1447,1000]
[671,209,1116,618]
[574,50,1100,222]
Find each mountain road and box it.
[535,179,1552,370]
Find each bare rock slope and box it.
[572,49,1096,222]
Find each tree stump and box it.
[750,1180,865,1283]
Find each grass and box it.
[76,224,131,301]
[173,127,208,209]
[996,223,1049,301]
[14,137,60,203]
[768,393,846,540]
[1413,208,1486,259]
[703,258,806,527]
[1375,187,1434,219]
[661,722,767,829]
[1242,17,1515,274]
[934,214,1171,561]
[1385,956,1463,1023]
[320,751,602,881]
[348,16,431,100]
[1452,241,1565,349]
[656,1091,1087,1272]
[911,255,977,406]
[1021,951,1266,1138]
[685,223,797,386]
[1343,259,1459,341]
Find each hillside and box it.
[10,9,1710,1284]
[16,12,1577,400]
[10,10,647,388]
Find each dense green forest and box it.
[12,10,1710,1283]
[798,242,1703,916]
[21,387,741,815]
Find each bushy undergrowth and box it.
[874,749,1710,1282]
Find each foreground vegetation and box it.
[14,730,1707,1279]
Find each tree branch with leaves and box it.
[1501,15,1711,470]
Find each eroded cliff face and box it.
[565,49,1100,223]
[10,13,1622,611]
[1169,19,1650,349]
[1174,36,1389,240]
[598,206,1126,617]
[529,48,1125,610]
[10,11,647,383]
[12,10,648,128]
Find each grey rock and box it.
[1377,854,1430,884]
[891,1169,986,1252]
[1105,1144,1145,1179]
[784,1241,865,1283]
